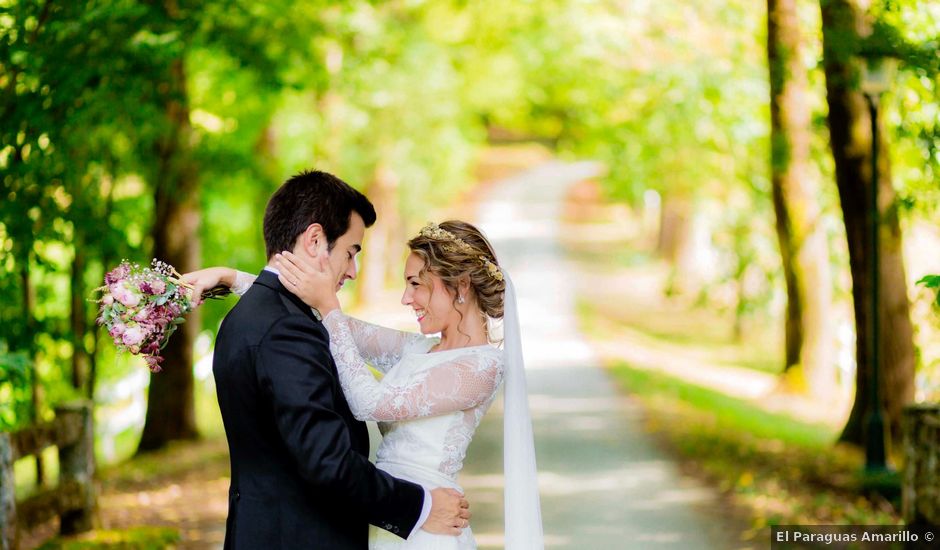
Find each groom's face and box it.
[324,212,366,291]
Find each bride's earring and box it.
[458,294,465,304]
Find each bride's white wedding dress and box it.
[324,311,502,550]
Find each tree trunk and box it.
[656,194,692,264]
[358,161,401,305]
[657,194,702,296]
[768,0,834,394]
[820,0,915,445]
[137,55,200,453]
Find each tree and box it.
[768,0,834,393]
[138,0,314,452]
[0,0,318,452]
[819,0,915,445]
[138,51,202,451]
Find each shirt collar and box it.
[264,265,320,321]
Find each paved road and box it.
[460,161,740,549]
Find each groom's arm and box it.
[257,313,425,538]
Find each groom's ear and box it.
[298,223,326,256]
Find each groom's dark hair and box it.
[263,170,376,259]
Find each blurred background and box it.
[1,0,940,548]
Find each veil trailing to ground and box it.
[500,268,545,549]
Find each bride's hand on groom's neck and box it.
[275,250,340,316]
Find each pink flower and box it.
[138,279,166,295]
[145,355,163,373]
[111,283,141,308]
[105,263,130,285]
[122,325,145,347]
[150,279,166,295]
[102,295,114,306]
[134,306,152,323]
[109,323,127,338]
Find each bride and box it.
[186,221,543,550]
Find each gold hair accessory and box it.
[419,223,504,282]
[419,223,475,254]
[483,257,504,281]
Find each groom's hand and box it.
[422,488,471,536]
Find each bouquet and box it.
[95,259,229,372]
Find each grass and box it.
[613,364,834,448]
[36,527,180,549]
[579,294,784,375]
[608,361,901,534]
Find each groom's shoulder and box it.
[224,283,321,340]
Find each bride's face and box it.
[401,252,460,335]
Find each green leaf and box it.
[917,275,940,307]
[916,275,940,289]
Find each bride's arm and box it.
[325,311,426,374]
[187,265,425,372]
[180,267,251,300]
[272,251,426,373]
[230,270,257,296]
[323,310,503,422]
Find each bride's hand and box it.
[180,267,236,304]
[275,250,341,315]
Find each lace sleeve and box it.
[324,311,426,373]
[322,311,503,422]
[232,270,257,296]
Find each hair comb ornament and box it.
[419,223,503,282]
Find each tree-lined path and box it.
[460,161,743,549]
[5,1,938,547]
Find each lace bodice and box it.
[232,271,504,480]
[323,311,503,479]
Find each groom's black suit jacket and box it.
[213,270,425,549]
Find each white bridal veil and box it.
[500,268,544,549]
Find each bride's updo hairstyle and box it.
[407,221,505,321]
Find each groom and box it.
[212,170,469,549]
